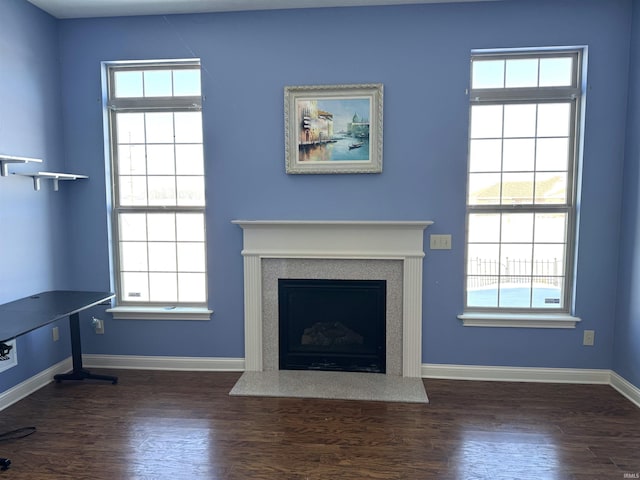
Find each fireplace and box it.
[278,278,387,373]
[232,220,432,378]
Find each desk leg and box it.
[54,312,118,385]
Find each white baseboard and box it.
[3,357,638,412]
[83,354,245,372]
[0,357,72,412]
[422,363,640,408]
[422,363,611,384]
[610,371,640,408]
[84,356,639,408]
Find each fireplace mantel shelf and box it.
[232,220,434,260]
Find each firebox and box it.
[278,278,386,373]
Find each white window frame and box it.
[104,60,212,320]
[458,48,585,328]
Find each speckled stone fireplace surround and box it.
[262,258,403,374]
[230,220,432,403]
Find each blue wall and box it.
[615,0,640,389]
[1,0,638,393]
[0,0,76,391]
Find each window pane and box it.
[502,172,534,204]
[119,176,147,206]
[121,272,149,302]
[468,173,501,205]
[118,144,146,175]
[534,213,566,243]
[501,244,533,276]
[147,145,175,175]
[537,103,571,137]
[119,214,147,241]
[505,58,538,88]
[539,57,573,87]
[174,113,203,143]
[145,113,174,143]
[144,70,172,97]
[533,244,565,276]
[470,105,503,139]
[469,139,501,172]
[467,276,499,307]
[532,278,563,308]
[110,63,206,307]
[468,213,501,243]
[499,278,532,308]
[120,242,148,272]
[466,51,579,312]
[503,104,536,138]
[177,176,205,206]
[176,145,204,175]
[148,243,176,272]
[503,139,535,171]
[472,60,504,89]
[147,213,175,241]
[173,69,201,96]
[177,243,206,272]
[467,244,499,275]
[178,273,207,303]
[148,176,177,206]
[536,138,569,171]
[114,71,143,98]
[149,273,177,302]
[535,172,567,204]
[176,213,205,242]
[501,213,533,243]
[116,113,145,143]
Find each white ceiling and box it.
[26,0,500,19]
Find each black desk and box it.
[0,291,117,384]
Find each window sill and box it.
[106,306,213,321]
[457,312,581,329]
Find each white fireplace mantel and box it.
[232,220,433,378]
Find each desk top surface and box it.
[0,290,114,342]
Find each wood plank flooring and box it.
[0,369,638,479]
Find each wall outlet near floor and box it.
[52,326,59,342]
[583,330,595,346]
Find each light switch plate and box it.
[430,234,452,250]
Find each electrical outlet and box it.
[430,234,452,250]
[0,339,18,373]
[52,326,59,342]
[94,319,105,335]
[583,330,595,346]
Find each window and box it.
[105,61,210,319]
[461,49,584,326]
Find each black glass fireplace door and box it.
[278,279,386,373]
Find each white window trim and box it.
[106,306,213,321]
[457,312,580,329]
[105,60,210,315]
[461,48,585,327]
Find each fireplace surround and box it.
[232,220,432,379]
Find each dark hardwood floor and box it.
[0,369,638,479]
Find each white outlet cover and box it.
[0,339,18,373]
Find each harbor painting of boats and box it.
[285,84,383,174]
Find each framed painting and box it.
[284,84,383,174]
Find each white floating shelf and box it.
[0,154,42,177]
[16,171,88,191]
